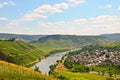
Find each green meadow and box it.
[54,71,110,80]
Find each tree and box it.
[34,66,41,73]
[102,71,105,76]
[91,67,94,71]
[108,72,113,77]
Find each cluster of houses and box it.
[70,49,120,67]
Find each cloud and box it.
[20,3,69,21]
[68,0,85,5]
[89,15,119,23]
[38,21,66,28]
[7,21,19,27]
[21,13,47,21]
[99,4,112,9]
[20,0,85,22]
[73,15,120,24]
[33,3,69,14]
[118,6,120,10]
[0,17,8,20]
[0,1,15,8]
[74,19,87,24]
[1,20,20,28]
[36,15,120,35]
[1,17,120,35]
[5,1,84,22]
[80,24,120,35]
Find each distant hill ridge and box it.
[101,33,120,41]
[0,33,119,42]
[0,33,46,42]
[37,35,112,47]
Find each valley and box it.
[0,33,119,80]
[1,0,120,79]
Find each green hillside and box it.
[0,39,46,65]
[102,33,120,41]
[80,42,120,52]
[0,60,56,80]
[32,35,112,49]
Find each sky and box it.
[0,0,120,35]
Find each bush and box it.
[34,66,40,72]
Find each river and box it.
[32,49,80,75]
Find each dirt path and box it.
[55,56,68,72]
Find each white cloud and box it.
[54,3,69,9]
[38,21,66,28]
[118,6,120,10]
[36,15,120,35]
[68,0,85,5]
[80,24,120,35]
[21,1,85,21]
[99,4,112,9]
[0,17,8,20]
[89,15,119,23]
[0,1,15,8]
[74,19,87,24]
[34,3,69,14]
[4,1,84,22]
[20,3,69,21]
[3,20,20,28]
[22,13,47,21]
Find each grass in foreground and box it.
[54,71,110,80]
[0,60,56,80]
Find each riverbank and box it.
[25,59,39,67]
[25,48,72,67]
[31,48,80,75]
[31,50,73,74]
[54,55,68,72]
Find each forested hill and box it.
[101,33,120,41]
[37,35,112,47]
[0,33,119,42]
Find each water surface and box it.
[32,49,80,75]
[32,51,68,74]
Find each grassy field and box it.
[93,66,120,75]
[54,71,110,80]
[0,60,56,80]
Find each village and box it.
[70,49,120,67]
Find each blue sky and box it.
[0,0,120,35]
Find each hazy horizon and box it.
[0,32,120,36]
[0,0,120,35]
